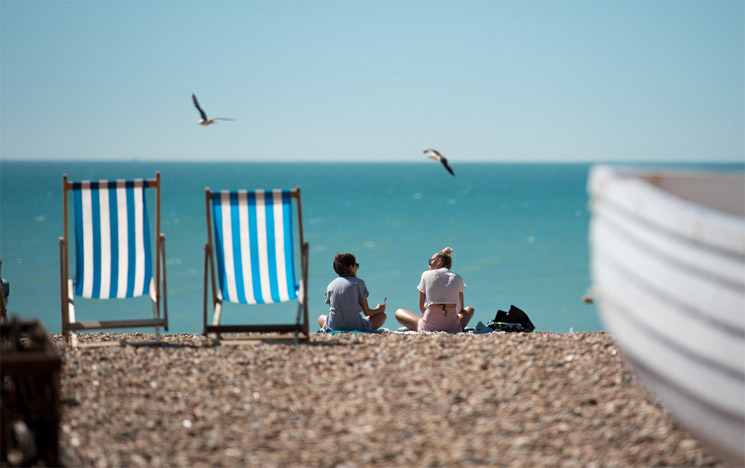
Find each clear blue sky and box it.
[1,0,743,162]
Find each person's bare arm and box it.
[361,298,386,317]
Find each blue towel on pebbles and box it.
[395,322,500,334]
[317,322,501,335]
[473,321,497,334]
[318,328,390,334]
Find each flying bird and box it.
[192,93,235,126]
[423,148,455,176]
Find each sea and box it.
[1,160,741,334]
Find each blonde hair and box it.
[433,247,454,269]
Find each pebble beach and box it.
[50,332,725,467]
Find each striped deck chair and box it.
[203,187,309,342]
[58,173,168,344]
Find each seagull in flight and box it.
[423,148,455,176]
[192,93,235,126]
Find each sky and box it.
[1,0,743,163]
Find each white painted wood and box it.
[589,165,745,466]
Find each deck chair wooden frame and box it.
[59,172,168,344]
[203,186,309,342]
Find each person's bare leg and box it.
[395,308,420,331]
[318,314,327,328]
[459,306,475,329]
[371,312,387,330]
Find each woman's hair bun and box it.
[434,247,454,269]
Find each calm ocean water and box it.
[2,161,740,334]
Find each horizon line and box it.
[2,158,744,164]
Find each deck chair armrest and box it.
[301,241,309,304]
[301,241,310,335]
[58,237,68,334]
[158,234,168,331]
[203,242,212,335]
[58,237,67,284]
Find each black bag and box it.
[487,305,535,332]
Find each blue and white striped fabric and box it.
[211,189,299,304]
[72,180,153,299]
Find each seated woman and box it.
[318,252,387,332]
[395,247,474,333]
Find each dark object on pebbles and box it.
[488,305,536,332]
[1,319,61,467]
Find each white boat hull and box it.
[588,165,745,465]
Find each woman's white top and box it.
[417,268,466,307]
